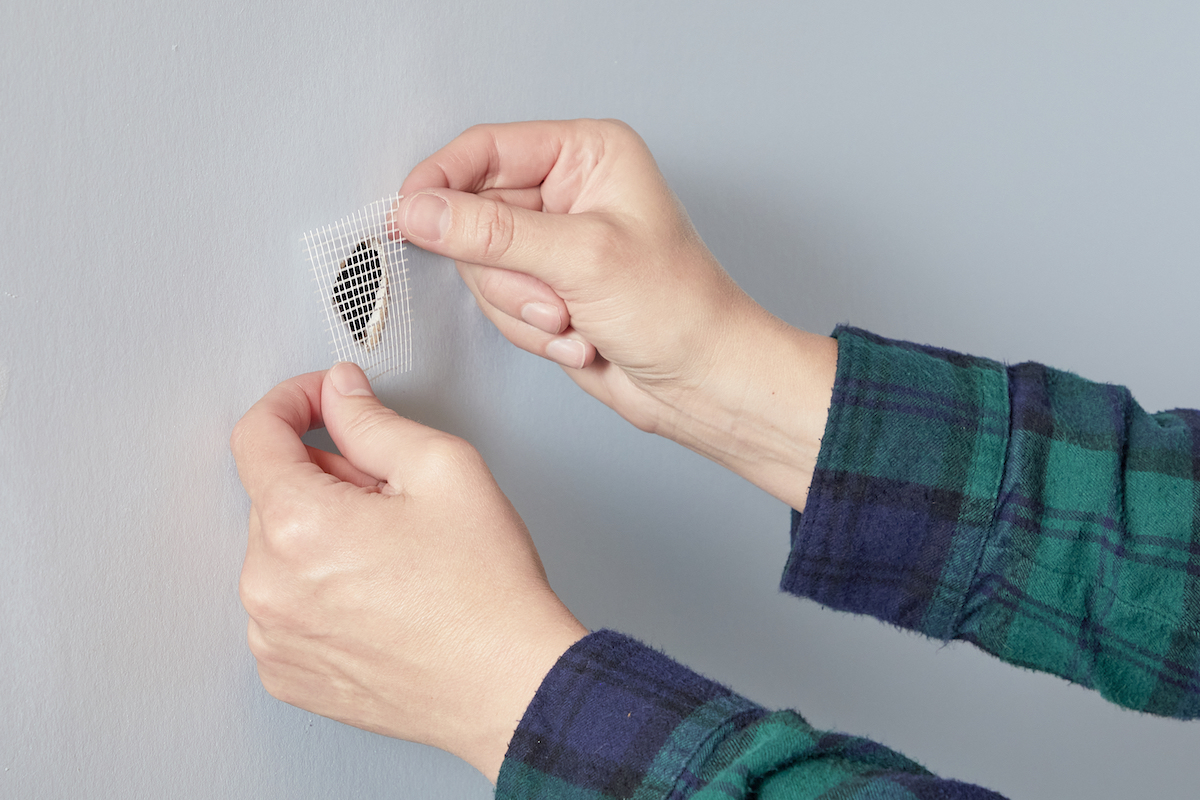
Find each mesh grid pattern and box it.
[304,194,412,379]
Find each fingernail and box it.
[545,338,587,370]
[403,192,450,242]
[520,302,563,335]
[330,362,375,397]
[385,194,404,241]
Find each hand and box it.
[391,120,837,511]
[390,118,758,434]
[230,362,586,783]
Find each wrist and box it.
[450,608,588,784]
[654,306,837,511]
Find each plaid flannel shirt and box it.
[496,326,1200,799]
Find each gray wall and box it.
[4,2,1199,798]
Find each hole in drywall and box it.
[332,237,389,351]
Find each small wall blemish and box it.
[4,290,36,306]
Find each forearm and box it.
[497,631,1005,799]
[653,301,838,513]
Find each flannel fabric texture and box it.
[497,326,1200,799]
[496,631,1005,800]
[785,326,1200,717]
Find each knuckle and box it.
[238,588,262,623]
[342,405,400,449]
[256,664,291,704]
[256,492,314,554]
[599,117,630,132]
[472,265,528,312]
[462,122,491,139]
[598,117,639,144]
[240,567,306,635]
[248,490,328,577]
[575,217,621,268]
[473,198,517,263]
[238,571,273,622]
[418,433,484,482]
[229,414,253,461]
[245,618,270,658]
[472,264,504,300]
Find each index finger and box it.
[229,370,329,504]
[388,119,639,244]
[397,120,582,199]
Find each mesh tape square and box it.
[304,194,412,379]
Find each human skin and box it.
[232,119,837,783]
[231,362,587,782]
[389,119,837,512]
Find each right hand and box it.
[389,119,767,436]
[391,120,838,512]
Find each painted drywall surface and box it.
[2,2,1200,798]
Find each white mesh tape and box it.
[304,194,412,379]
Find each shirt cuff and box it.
[781,326,1011,640]
[495,630,766,800]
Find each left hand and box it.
[230,362,586,782]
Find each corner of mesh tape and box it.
[303,193,412,380]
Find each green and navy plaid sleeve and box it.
[784,326,1200,717]
[496,630,1005,800]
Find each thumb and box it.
[395,189,606,288]
[320,362,441,488]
